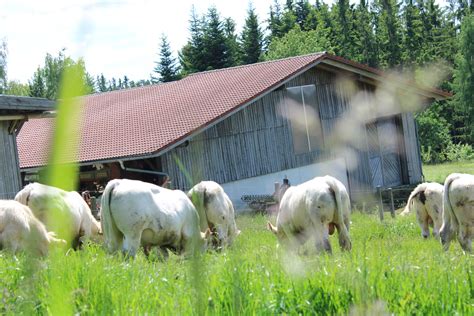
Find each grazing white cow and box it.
[14,183,102,248]
[267,175,351,253]
[187,181,240,249]
[400,182,444,238]
[0,200,65,256]
[101,179,210,257]
[440,173,474,252]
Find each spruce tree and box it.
[202,7,231,70]
[354,0,378,67]
[29,67,45,98]
[241,5,264,64]
[97,74,108,92]
[179,6,206,75]
[295,0,312,30]
[332,0,356,59]
[268,0,284,40]
[152,35,180,83]
[226,18,243,67]
[403,0,424,66]
[452,14,474,143]
[375,0,403,68]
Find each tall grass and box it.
[1,213,472,314]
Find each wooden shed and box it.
[17,53,449,208]
[0,95,54,199]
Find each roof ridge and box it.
[186,51,327,77]
[88,80,178,98]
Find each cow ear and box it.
[267,221,278,234]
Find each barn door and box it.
[367,118,402,188]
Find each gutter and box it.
[0,111,56,121]
[118,160,168,177]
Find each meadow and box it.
[0,212,472,315]
[423,160,474,183]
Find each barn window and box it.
[286,85,323,154]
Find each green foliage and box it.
[152,35,180,83]
[27,51,95,99]
[416,108,453,163]
[0,39,6,94]
[374,0,403,68]
[445,142,474,161]
[5,80,30,96]
[0,214,471,314]
[264,26,330,61]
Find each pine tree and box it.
[241,5,264,64]
[402,0,424,66]
[332,0,356,59]
[202,7,231,70]
[375,0,403,68]
[452,13,474,143]
[97,74,108,92]
[354,0,378,67]
[295,0,312,30]
[152,35,180,83]
[223,17,241,67]
[29,67,45,98]
[268,0,284,40]
[179,6,206,75]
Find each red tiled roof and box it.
[17,52,450,169]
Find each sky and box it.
[1,0,275,83]
[1,0,449,84]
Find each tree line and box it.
[0,1,472,162]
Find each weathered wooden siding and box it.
[0,122,22,199]
[401,112,423,183]
[161,66,417,198]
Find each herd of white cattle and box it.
[0,173,472,257]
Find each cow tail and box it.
[325,177,345,226]
[100,180,122,251]
[401,183,426,216]
[189,185,209,232]
[443,174,461,232]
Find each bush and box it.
[416,109,453,163]
[445,142,474,162]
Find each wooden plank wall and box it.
[401,112,423,183]
[0,122,22,199]
[161,67,414,197]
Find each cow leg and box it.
[313,226,331,254]
[122,231,141,257]
[333,222,351,252]
[457,225,472,252]
[440,212,455,251]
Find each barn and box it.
[0,95,54,199]
[17,52,449,208]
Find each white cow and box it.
[440,173,474,252]
[267,175,351,253]
[187,181,240,249]
[101,179,210,257]
[0,200,65,256]
[15,183,102,248]
[400,182,444,238]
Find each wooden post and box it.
[377,186,384,221]
[388,187,395,218]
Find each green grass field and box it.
[1,213,472,315]
[423,160,474,183]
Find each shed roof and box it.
[17,52,450,169]
[0,95,55,114]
